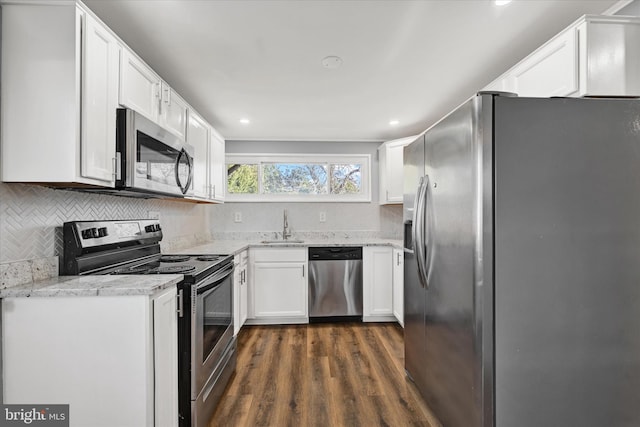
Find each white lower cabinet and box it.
[392,248,404,327]
[233,250,249,335]
[248,248,308,324]
[1,287,178,427]
[363,246,395,322]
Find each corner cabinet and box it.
[363,246,395,322]
[248,248,308,324]
[2,287,179,427]
[378,136,416,205]
[1,3,120,186]
[484,15,640,97]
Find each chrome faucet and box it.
[283,209,292,240]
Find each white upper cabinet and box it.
[186,111,226,203]
[1,3,120,187]
[209,129,226,203]
[378,136,416,205]
[120,50,161,123]
[485,15,640,98]
[188,110,211,199]
[82,13,121,184]
[159,83,189,141]
[120,53,188,141]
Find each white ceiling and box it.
[84,0,622,142]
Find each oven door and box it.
[117,108,194,197]
[192,261,234,396]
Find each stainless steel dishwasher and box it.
[308,247,363,322]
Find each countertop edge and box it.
[0,274,183,299]
[178,239,404,256]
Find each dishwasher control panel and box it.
[308,247,363,260]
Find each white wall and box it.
[210,140,403,240]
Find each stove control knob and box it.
[145,225,154,233]
[90,228,99,238]
[98,227,108,238]
[155,224,162,232]
[81,229,91,239]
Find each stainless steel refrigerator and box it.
[403,93,640,427]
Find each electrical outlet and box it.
[234,212,242,223]
[148,211,160,220]
[319,211,326,223]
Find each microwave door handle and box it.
[175,148,191,194]
[184,152,194,193]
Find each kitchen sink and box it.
[260,239,305,244]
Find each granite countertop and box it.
[0,274,183,298]
[178,239,404,256]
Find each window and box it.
[226,154,371,202]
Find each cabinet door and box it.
[160,83,188,140]
[188,110,210,198]
[363,246,393,319]
[240,253,249,325]
[507,28,578,97]
[385,143,405,203]
[120,49,161,122]
[209,129,226,202]
[240,265,248,325]
[81,13,120,185]
[392,248,404,326]
[253,262,307,318]
[233,254,242,336]
[154,288,178,427]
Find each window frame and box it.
[226,153,372,202]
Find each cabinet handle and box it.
[386,190,389,201]
[177,289,184,318]
[164,85,171,105]
[157,83,163,115]
[213,185,216,199]
[302,265,305,278]
[112,157,117,178]
[397,252,401,266]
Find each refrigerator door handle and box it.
[413,175,430,289]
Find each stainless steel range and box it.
[62,219,235,427]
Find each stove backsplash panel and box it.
[0,183,213,264]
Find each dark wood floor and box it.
[209,322,441,427]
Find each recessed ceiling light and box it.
[321,56,343,69]
[389,120,400,126]
[239,118,250,125]
[495,0,512,5]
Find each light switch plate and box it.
[234,212,242,223]
[319,211,326,223]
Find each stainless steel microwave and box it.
[116,108,194,198]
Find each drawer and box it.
[251,248,306,263]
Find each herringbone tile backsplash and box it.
[0,183,210,263]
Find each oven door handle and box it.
[196,263,234,295]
